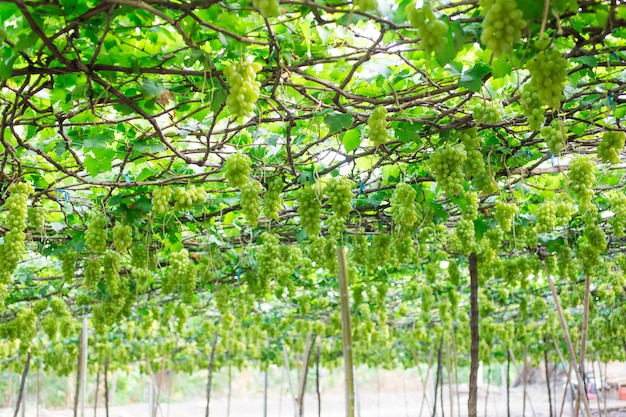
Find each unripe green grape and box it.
[85,212,108,253]
[472,102,502,124]
[429,144,467,196]
[609,193,626,237]
[597,130,625,164]
[494,200,517,232]
[568,156,596,206]
[368,106,389,146]
[407,3,448,54]
[297,185,321,236]
[223,152,252,189]
[240,179,263,225]
[263,176,283,221]
[151,187,172,214]
[27,206,46,232]
[112,223,133,253]
[527,44,568,109]
[480,0,525,57]
[224,61,263,118]
[535,200,557,232]
[519,83,545,131]
[253,0,279,17]
[60,250,77,283]
[541,119,567,154]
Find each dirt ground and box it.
[4,383,626,417]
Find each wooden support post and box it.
[468,253,479,417]
[80,317,88,417]
[337,246,355,417]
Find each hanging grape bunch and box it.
[609,193,626,237]
[263,176,283,221]
[480,0,525,57]
[223,152,252,189]
[166,249,196,299]
[84,257,102,289]
[454,218,476,255]
[459,128,485,178]
[255,232,281,287]
[494,200,517,232]
[60,250,78,283]
[472,101,502,124]
[407,3,448,54]
[519,84,545,131]
[0,182,32,282]
[253,0,279,17]
[555,199,575,226]
[353,0,377,11]
[464,191,479,221]
[103,250,122,295]
[224,60,263,118]
[112,223,133,253]
[541,119,567,154]
[368,106,389,146]
[324,176,354,237]
[535,200,557,233]
[297,185,322,236]
[151,187,172,214]
[568,156,596,206]
[389,183,420,235]
[173,185,206,210]
[429,144,467,196]
[241,180,263,225]
[597,131,625,164]
[85,211,108,253]
[526,41,568,109]
[27,206,46,232]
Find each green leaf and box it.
[491,55,512,78]
[140,78,167,100]
[572,56,598,67]
[393,121,422,143]
[324,113,353,135]
[459,63,491,92]
[342,128,361,153]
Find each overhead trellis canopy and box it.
[0,0,625,396]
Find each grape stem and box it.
[540,0,550,40]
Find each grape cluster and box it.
[85,211,108,253]
[240,180,263,225]
[473,172,499,195]
[407,4,448,54]
[541,119,567,154]
[112,223,133,253]
[224,61,263,118]
[151,187,173,214]
[609,193,626,237]
[27,206,46,232]
[263,176,283,221]
[527,45,568,109]
[472,102,502,124]
[494,200,517,232]
[166,249,196,300]
[103,250,122,295]
[464,191,479,221]
[84,257,102,289]
[390,183,419,233]
[480,0,525,57]
[324,176,354,236]
[253,0,279,17]
[255,232,280,291]
[519,84,545,131]
[535,200,557,232]
[0,183,32,283]
[454,218,476,255]
[368,234,391,271]
[368,106,389,146]
[555,199,575,225]
[298,185,322,236]
[597,131,625,164]
[568,156,596,206]
[459,129,485,178]
[223,152,252,189]
[173,185,206,210]
[429,144,467,196]
[354,0,377,12]
[61,250,77,283]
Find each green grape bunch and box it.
[459,128,485,178]
[112,223,133,253]
[60,250,78,283]
[609,193,626,237]
[173,185,206,210]
[597,131,625,164]
[494,200,517,232]
[297,185,322,236]
[354,0,377,12]
[541,119,567,154]
[324,177,354,218]
[568,156,596,206]
[240,180,263,225]
[223,152,252,189]
[224,60,263,118]
[527,44,568,109]
[151,187,172,214]
[253,0,279,17]
[429,144,467,196]
[255,232,281,284]
[472,101,502,124]
[263,176,283,221]
[368,106,389,146]
[407,4,448,54]
[555,200,575,226]
[389,183,420,231]
[85,211,108,254]
[519,83,545,131]
[27,206,46,232]
[480,0,525,57]
[535,200,557,233]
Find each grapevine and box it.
[407,4,448,54]
[85,211,108,253]
[368,106,389,146]
[297,185,322,236]
[480,0,525,57]
[429,144,467,197]
[527,43,568,109]
[240,180,263,225]
[112,223,133,253]
[223,152,252,189]
[597,131,625,164]
[224,60,263,118]
[494,200,517,232]
[541,119,567,154]
[263,176,283,221]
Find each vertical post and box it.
[205,331,219,417]
[468,253,479,417]
[263,368,268,417]
[13,351,31,417]
[336,246,355,417]
[80,317,88,417]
